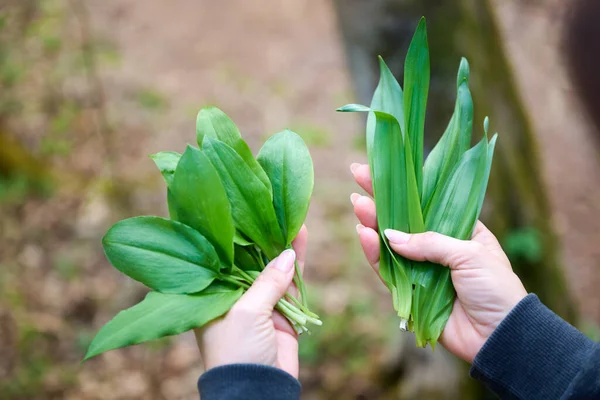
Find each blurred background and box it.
[1,0,600,398]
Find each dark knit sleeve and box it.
[198,364,301,400]
[470,294,598,399]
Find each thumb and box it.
[236,249,296,310]
[384,229,480,270]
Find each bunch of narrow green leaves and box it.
[84,107,321,361]
[338,17,497,348]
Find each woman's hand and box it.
[194,226,308,378]
[350,163,527,363]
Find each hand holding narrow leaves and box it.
[338,17,498,348]
[86,107,320,360]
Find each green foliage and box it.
[103,217,222,294]
[137,88,169,111]
[257,130,314,244]
[0,175,35,205]
[403,18,430,194]
[196,106,272,192]
[504,227,543,264]
[170,146,235,266]
[581,320,600,342]
[149,151,181,186]
[0,173,53,205]
[86,106,320,360]
[85,286,243,360]
[338,17,497,348]
[53,254,80,281]
[202,136,285,259]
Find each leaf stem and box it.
[293,259,308,307]
[218,275,250,289]
[225,265,322,332]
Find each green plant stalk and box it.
[227,266,321,334]
[293,260,308,308]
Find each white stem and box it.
[399,318,408,331]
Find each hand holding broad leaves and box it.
[85,107,320,361]
[196,226,308,378]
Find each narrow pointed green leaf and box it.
[403,137,426,234]
[473,133,498,229]
[337,105,424,234]
[196,106,272,194]
[202,136,285,259]
[403,17,430,194]
[338,105,417,320]
[367,57,405,163]
[102,217,220,293]
[412,267,453,348]
[149,151,181,186]
[414,134,495,347]
[170,146,235,267]
[422,58,473,212]
[84,286,243,360]
[425,135,489,237]
[336,104,371,113]
[257,130,314,244]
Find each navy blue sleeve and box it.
[198,364,301,400]
[470,294,599,399]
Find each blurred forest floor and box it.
[1,0,600,399]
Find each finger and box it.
[357,224,380,270]
[350,163,374,196]
[351,193,377,230]
[384,229,481,270]
[471,220,512,267]
[236,249,296,310]
[357,225,385,285]
[288,225,308,298]
[291,225,308,275]
[472,220,502,250]
[272,310,297,337]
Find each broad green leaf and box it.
[149,151,181,186]
[170,145,235,267]
[234,244,263,272]
[102,216,220,293]
[202,136,285,259]
[422,58,473,211]
[234,231,253,246]
[403,17,429,195]
[84,286,243,360]
[257,130,314,244]
[196,106,272,195]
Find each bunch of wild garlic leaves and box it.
[339,17,497,348]
[85,107,321,360]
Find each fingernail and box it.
[274,249,296,272]
[356,224,364,234]
[350,163,360,174]
[350,193,360,205]
[384,229,410,244]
